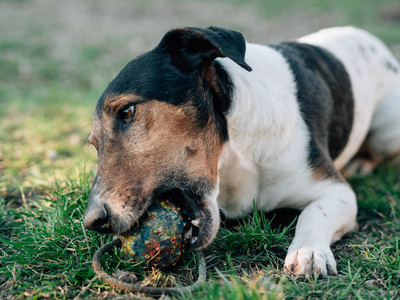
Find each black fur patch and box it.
[384,59,399,74]
[272,42,354,175]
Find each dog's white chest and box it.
[217,131,314,218]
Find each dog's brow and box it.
[105,94,143,105]
[104,94,148,112]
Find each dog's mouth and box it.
[151,187,210,249]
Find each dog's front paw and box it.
[284,246,337,277]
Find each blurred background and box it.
[1,0,400,203]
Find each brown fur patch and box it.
[311,159,345,183]
[103,94,143,114]
[92,95,224,220]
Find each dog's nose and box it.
[83,205,111,233]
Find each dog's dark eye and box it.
[119,105,135,123]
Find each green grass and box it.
[2,166,400,298]
[1,0,400,298]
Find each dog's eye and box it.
[119,105,135,123]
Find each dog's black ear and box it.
[158,26,252,74]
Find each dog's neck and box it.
[216,43,311,217]
[217,43,306,164]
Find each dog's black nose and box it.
[83,205,111,233]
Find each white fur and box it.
[369,86,400,157]
[215,27,400,276]
[217,44,310,217]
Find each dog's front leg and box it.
[284,182,358,277]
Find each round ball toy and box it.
[119,200,187,268]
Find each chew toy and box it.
[119,200,186,267]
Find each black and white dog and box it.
[84,26,400,276]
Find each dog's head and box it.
[83,27,251,249]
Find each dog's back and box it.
[300,27,400,171]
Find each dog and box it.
[84,26,400,277]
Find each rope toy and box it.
[91,200,207,295]
[92,238,206,295]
